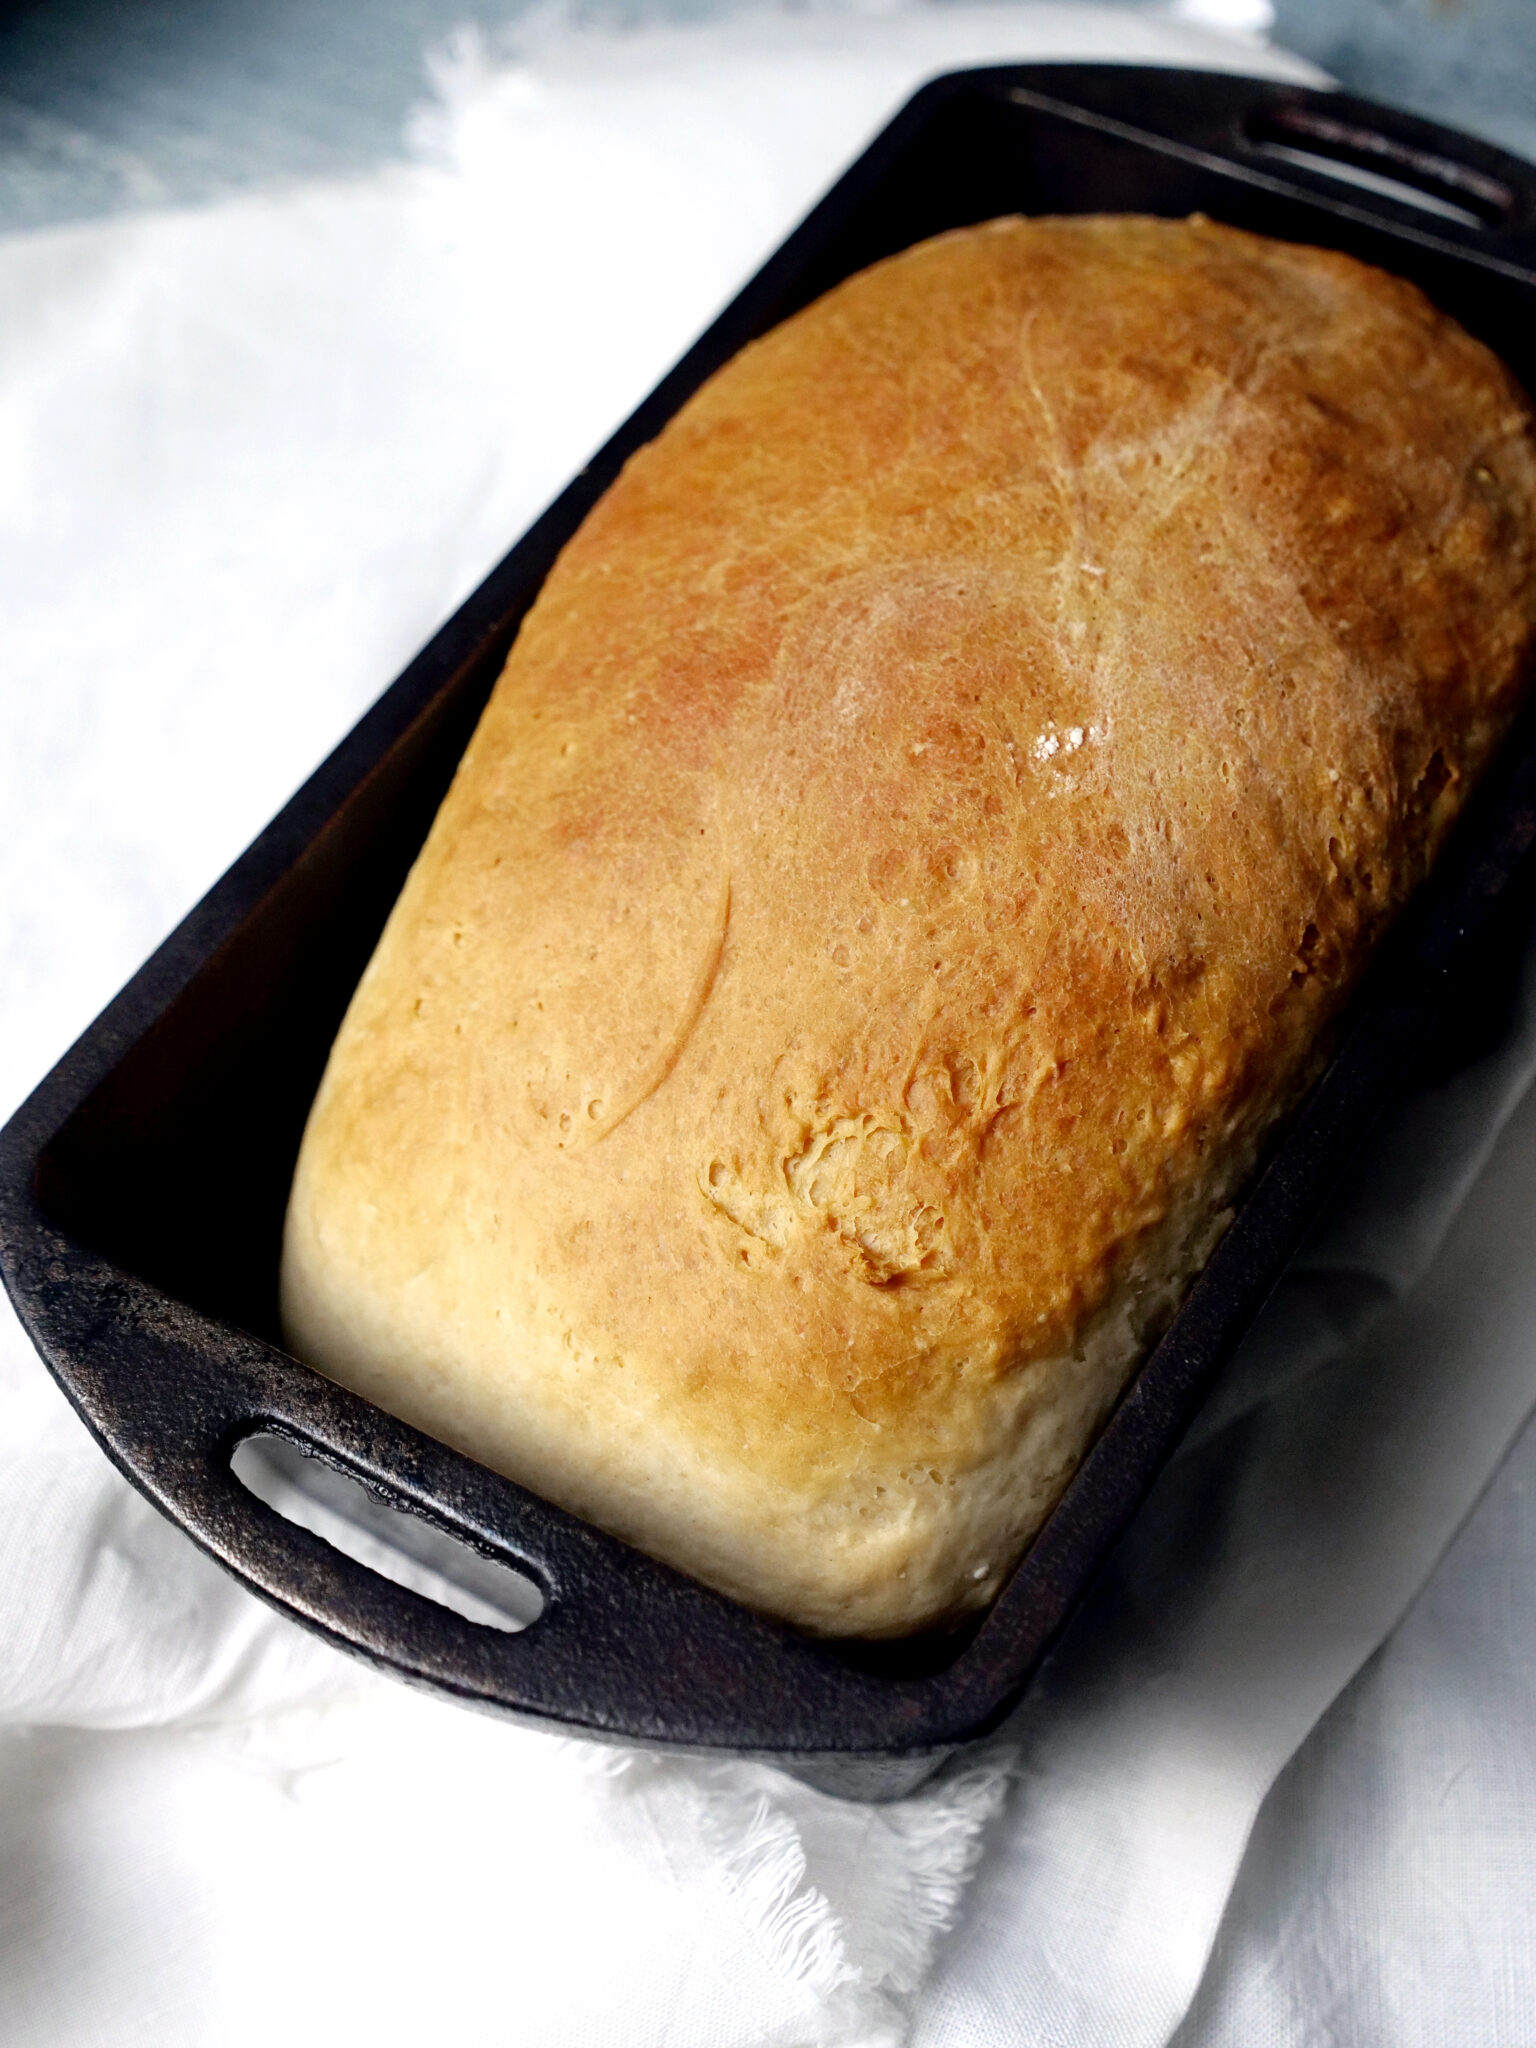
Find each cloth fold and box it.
[3,8,1534,2045]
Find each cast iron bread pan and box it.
[4,66,1536,1802]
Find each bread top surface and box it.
[283,215,1536,1636]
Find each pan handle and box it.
[15,1235,890,1749]
[994,70,1536,254]
[1240,96,1518,231]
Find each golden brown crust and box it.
[282,216,1536,1636]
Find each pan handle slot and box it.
[1243,104,1515,230]
[230,1430,545,1634]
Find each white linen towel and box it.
[4,9,1535,2045]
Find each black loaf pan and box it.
[5,65,1536,1802]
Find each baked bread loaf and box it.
[282,215,1536,1638]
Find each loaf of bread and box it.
[282,215,1536,1638]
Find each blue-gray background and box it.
[0,0,1530,235]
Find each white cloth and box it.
[1175,1393,1536,2048]
[3,8,1535,2045]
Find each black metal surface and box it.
[3,66,1536,1801]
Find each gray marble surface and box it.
[0,0,532,229]
[0,0,1530,235]
[1274,0,1536,165]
